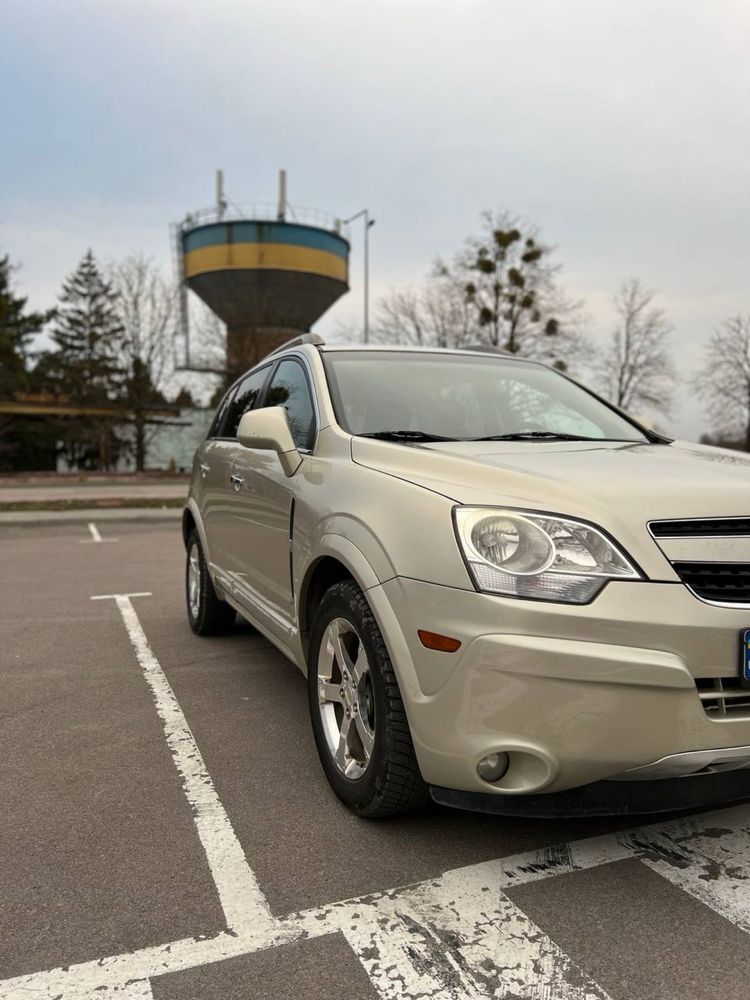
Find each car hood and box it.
[351,437,750,579]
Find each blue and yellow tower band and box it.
[180,217,350,373]
[183,221,348,285]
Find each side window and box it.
[221,365,271,439]
[265,359,316,451]
[207,384,238,439]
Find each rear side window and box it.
[207,386,236,439]
[265,359,316,451]
[209,365,270,439]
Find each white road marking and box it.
[330,878,610,999]
[10,801,750,1000]
[91,592,153,600]
[79,522,118,543]
[113,980,154,998]
[90,592,275,938]
[0,853,615,1000]
[637,809,750,932]
[0,932,277,1000]
[5,595,750,998]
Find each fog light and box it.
[476,752,510,783]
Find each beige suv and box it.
[184,335,750,817]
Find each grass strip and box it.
[0,497,186,512]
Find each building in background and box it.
[146,408,214,473]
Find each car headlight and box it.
[454,507,641,603]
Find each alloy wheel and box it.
[317,617,375,780]
[187,542,201,619]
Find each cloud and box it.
[3,0,750,438]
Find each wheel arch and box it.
[182,499,211,562]
[182,507,195,548]
[297,535,381,660]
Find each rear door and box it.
[200,366,271,592]
[195,386,239,593]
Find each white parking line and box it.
[115,981,154,999]
[5,798,750,998]
[302,874,612,999]
[91,592,275,938]
[4,595,750,999]
[91,592,153,601]
[79,522,118,544]
[639,821,750,931]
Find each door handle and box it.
[199,463,210,478]
[230,474,244,491]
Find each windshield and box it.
[322,351,650,443]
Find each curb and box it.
[0,507,183,525]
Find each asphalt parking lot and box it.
[4,520,750,999]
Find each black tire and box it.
[307,579,428,818]
[185,529,235,636]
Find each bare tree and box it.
[695,314,750,449]
[375,268,477,348]
[447,210,585,368]
[188,298,227,371]
[424,266,479,348]
[376,287,429,346]
[375,211,585,372]
[109,254,176,470]
[594,279,674,414]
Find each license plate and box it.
[742,629,750,686]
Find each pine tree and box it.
[50,250,123,403]
[0,253,55,471]
[0,254,52,399]
[45,251,124,468]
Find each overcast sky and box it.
[3,0,750,437]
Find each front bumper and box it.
[370,576,750,799]
[430,768,750,817]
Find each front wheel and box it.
[307,579,428,818]
[185,530,235,636]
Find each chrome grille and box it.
[651,519,750,710]
[651,518,750,538]
[696,677,750,717]
[672,561,750,604]
[649,517,750,606]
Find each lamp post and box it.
[342,209,375,343]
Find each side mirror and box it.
[236,406,302,477]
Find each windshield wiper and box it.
[360,429,640,444]
[358,430,461,443]
[472,431,604,442]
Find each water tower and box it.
[176,171,350,376]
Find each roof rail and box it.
[265,332,326,359]
[463,343,512,356]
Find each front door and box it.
[228,357,317,644]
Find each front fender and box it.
[295,532,382,628]
[295,536,425,716]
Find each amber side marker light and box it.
[417,629,462,653]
